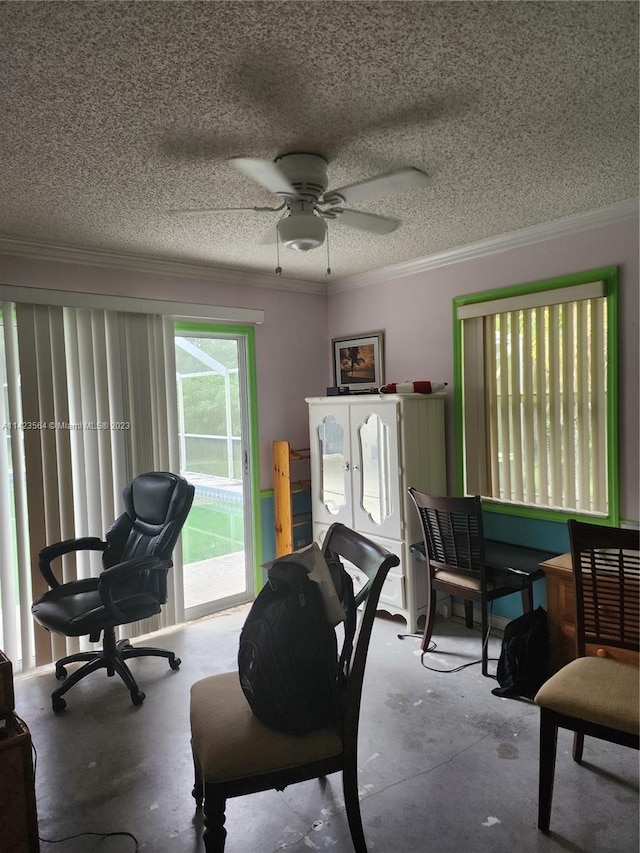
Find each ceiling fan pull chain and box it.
[275,222,282,275]
[326,225,331,276]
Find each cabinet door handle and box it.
[352,464,359,471]
[343,461,350,471]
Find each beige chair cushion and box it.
[190,671,343,783]
[534,657,640,735]
[434,569,483,591]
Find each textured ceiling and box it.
[1,1,638,284]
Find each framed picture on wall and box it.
[332,331,385,391]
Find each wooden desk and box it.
[539,552,575,674]
[0,651,39,852]
[540,554,576,675]
[541,551,640,674]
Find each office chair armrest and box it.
[38,537,108,589]
[98,555,172,621]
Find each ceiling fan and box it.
[168,153,429,251]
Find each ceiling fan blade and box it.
[168,206,272,217]
[326,208,399,235]
[322,167,429,206]
[230,158,296,196]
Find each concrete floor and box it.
[14,608,639,853]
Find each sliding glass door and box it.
[174,324,257,620]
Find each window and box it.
[454,267,618,524]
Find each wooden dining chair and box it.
[189,522,399,852]
[534,520,640,832]
[408,488,546,675]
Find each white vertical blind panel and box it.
[6,319,31,667]
[105,312,129,516]
[534,307,549,506]
[561,303,576,509]
[576,301,590,509]
[2,305,32,667]
[509,311,524,501]
[521,312,536,504]
[484,319,499,498]
[461,317,488,495]
[498,315,511,500]
[548,306,562,508]
[592,299,607,511]
[0,311,18,664]
[90,311,117,536]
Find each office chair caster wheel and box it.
[131,690,145,706]
[55,666,67,680]
[169,656,181,670]
[52,696,67,713]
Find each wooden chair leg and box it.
[572,732,585,764]
[203,788,227,853]
[538,708,559,832]
[342,760,367,853]
[192,751,203,808]
[420,588,438,653]
[521,584,534,613]
[480,601,489,677]
[463,599,474,629]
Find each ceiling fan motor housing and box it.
[274,153,328,201]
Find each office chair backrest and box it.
[409,490,485,579]
[568,520,640,658]
[103,472,195,601]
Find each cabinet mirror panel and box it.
[358,413,391,524]
[317,415,346,515]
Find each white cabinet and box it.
[306,393,446,631]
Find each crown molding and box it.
[1,198,637,299]
[0,236,327,296]
[328,198,640,294]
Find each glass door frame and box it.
[174,321,262,614]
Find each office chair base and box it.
[49,628,180,712]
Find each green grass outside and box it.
[181,500,244,564]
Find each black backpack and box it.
[238,550,357,735]
[492,606,549,699]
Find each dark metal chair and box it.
[32,471,194,711]
[189,522,399,853]
[534,520,639,832]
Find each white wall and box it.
[327,213,640,523]
[0,254,329,489]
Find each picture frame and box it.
[332,330,385,391]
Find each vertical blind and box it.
[0,303,183,670]
[459,281,608,514]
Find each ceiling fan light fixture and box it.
[278,212,327,251]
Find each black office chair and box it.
[32,471,195,712]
